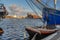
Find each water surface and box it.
[0,18,43,40]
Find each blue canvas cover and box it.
[43,7,60,25]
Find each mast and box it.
[54,0,57,26]
[54,0,57,9]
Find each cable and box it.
[25,0,39,15]
[30,0,43,15]
[36,0,52,8]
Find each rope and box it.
[24,28,27,40]
[46,0,52,8]
[31,29,41,40]
[25,0,39,15]
[31,0,44,10]
[31,33,38,40]
[25,0,44,22]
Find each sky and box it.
[0,0,60,16]
[0,0,32,10]
[0,0,34,16]
[0,0,31,10]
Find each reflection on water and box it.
[0,18,43,40]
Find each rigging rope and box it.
[25,0,44,22]
[30,0,43,16]
[25,0,39,15]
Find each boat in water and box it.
[0,3,8,36]
[25,0,59,40]
[25,7,58,40]
[0,3,8,18]
[0,28,4,35]
[26,27,57,40]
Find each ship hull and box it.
[25,27,57,40]
[0,12,8,18]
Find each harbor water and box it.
[0,18,43,40]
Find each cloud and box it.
[9,4,25,13]
[8,4,38,16]
[8,4,33,16]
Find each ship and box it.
[25,7,58,40]
[25,0,59,40]
[0,3,8,18]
